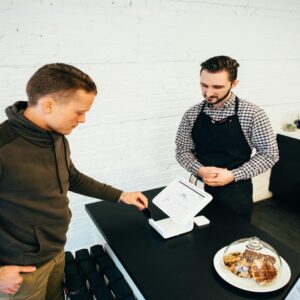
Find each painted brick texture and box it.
[1,0,300,251]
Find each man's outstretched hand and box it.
[119,191,148,210]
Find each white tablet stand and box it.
[149,178,212,239]
[149,218,194,239]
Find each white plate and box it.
[213,246,291,292]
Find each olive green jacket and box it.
[0,101,122,266]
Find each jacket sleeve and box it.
[68,160,123,202]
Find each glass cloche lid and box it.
[223,237,282,285]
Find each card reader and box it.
[194,215,210,227]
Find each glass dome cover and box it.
[223,237,282,285]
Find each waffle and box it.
[223,250,278,285]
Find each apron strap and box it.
[234,96,239,114]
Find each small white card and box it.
[285,276,300,300]
[152,178,212,225]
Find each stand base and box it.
[149,216,210,239]
[149,217,194,239]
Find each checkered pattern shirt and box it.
[175,93,279,181]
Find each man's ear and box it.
[231,79,239,89]
[40,96,56,114]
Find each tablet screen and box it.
[152,178,212,225]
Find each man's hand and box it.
[0,265,36,296]
[197,166,219,179]
[200,167,235,186]
[119,191,148,210]
[198,166,235,186]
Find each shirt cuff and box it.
[118,192,124,203]
[190,161,202,176]
[231,168,247,182]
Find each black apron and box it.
[191,97,253,220]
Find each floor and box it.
[251,197,300,255]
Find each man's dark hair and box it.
[200,56,240,82]
[26,63,97,105]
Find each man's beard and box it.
[205,87,232,105]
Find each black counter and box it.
[86,187,300,300]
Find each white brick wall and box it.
[1,0,300,251]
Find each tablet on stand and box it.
[149,178,212,239]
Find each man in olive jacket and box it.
[0,63,148,299]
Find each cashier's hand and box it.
[201,167,235,187]
[0,265,36,295]
[119,191,148,210]
[197,166,219,179]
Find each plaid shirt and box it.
[175,93,279,181]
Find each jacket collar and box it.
[5,101,62,147]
